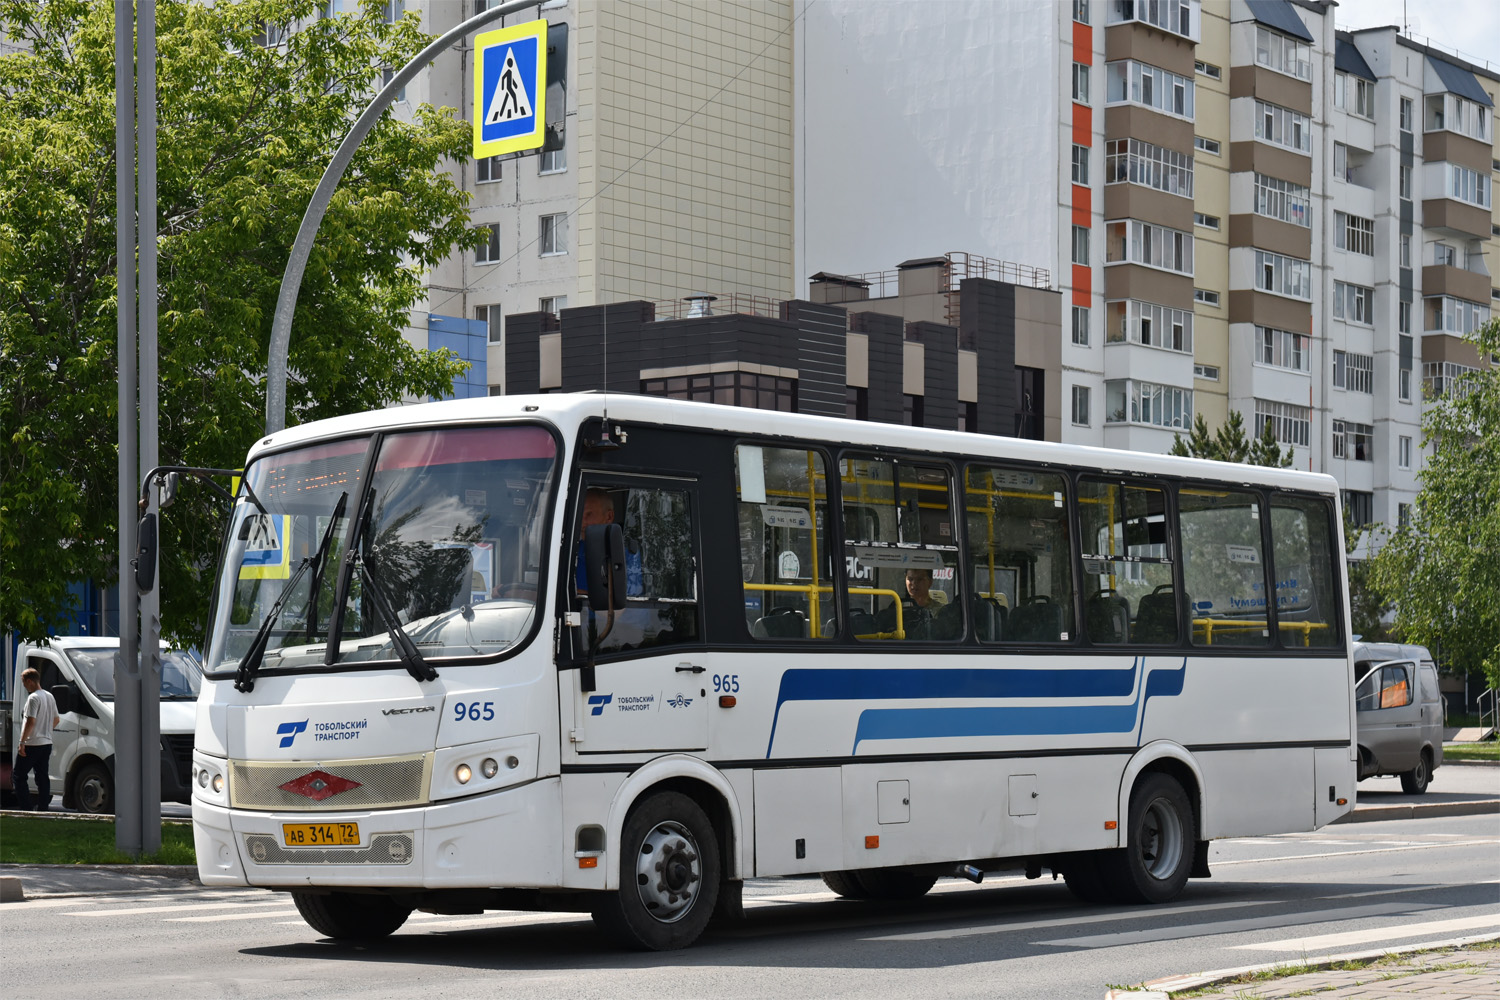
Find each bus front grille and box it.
[242,833,415,866]
[228,754,431,811]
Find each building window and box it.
[1107,0,1198,40]
[1071,144,1090,185]
[1104,379,1192,429]
[1257,326,1310,372]
[1400,234,1411,269]
[1193,212,1219,230]
[1105,60,1195,120]
[1105,219,1194,274]
[644,371,795,411]
[539,145,566,174]
[1332,420,1374,461]
[1398,435,1412,469]
[475,222,501,264]
[1426,92,1491,142]
[1255,249,1311,299]
[1334,211,1374,256]
[475,303,503,343]
[1331,351,1374,394]
[1335,72,1374,119]
[1072,225,1090,266]
[1074,0,1091,25]
[1194,135,1220,155]
[1332,281,1374,323]
[1193,287,1220,307]
[1254,173,1311,227]
[380,66,406,103]
[1423,360,1480,398]
[1399,96,1413,132]
[1398,502,1411,528]
[1255,399,1310,447]
[1446,163,1493,209]
[539,295,567,315]
[958,401,979,432]
[903,393,925,426]
[1343,490,1374,528]
[1254,99,1311,154]
[1106,299,1193,352]
[1433,242,1456,267]
[1193,363,1219,380]
[1399,164,1411,200]
[1073,62,1092,105]
[1194,59,1221,80]
[539,213,568,256]
[1104,137,1193,197]
[845,386,869,421]
[476,155,502,183]
[1399,368,1412,401]
[1399,300,1411,333]
[1255,25,1311,81]
[1071,305,1090,346]
[1423,295,1491,335]
[381,0,404,22]
[1071,385,1091,426]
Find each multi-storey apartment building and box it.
[795,0,1497,548]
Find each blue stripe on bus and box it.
[847,658,1187,754]
[766,659,1177,756]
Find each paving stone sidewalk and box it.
[1165,943,1500,999]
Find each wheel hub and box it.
[633,820,701,923]
[1139,798,1184,880]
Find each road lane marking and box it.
[65,899,291,917]
[1031,901,1443,949]
[1232,913,1500,952]
[168,908,299,923]
[1212,838,1498,866]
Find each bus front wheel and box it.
[593,791,720,951]
[1101,772,1195,904]
[292,891,411,940]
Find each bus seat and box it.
[972,596,1006,641]
[1009,596,1062,642]
[751,606,808,638]
[1086,589,1130,644]
[847,608,879,638]
[1133,585,1180,643]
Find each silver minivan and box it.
[1353,641,1443,794]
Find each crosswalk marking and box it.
[66,899,289,917]
[1233,913,1500,952]
[1031,901,1442,950]
[169,908,299,923]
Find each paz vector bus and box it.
[189,392,1357,950]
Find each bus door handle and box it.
[675,663,705,674]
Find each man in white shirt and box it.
[14,667,61,811]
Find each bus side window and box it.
[1179,488,1271,647]
[1078,478,1175,644]
[735,444,834,640]
[840,455,962,641]
[1269,496,1341,648]
[966,465,1074,643]
[573,484,700,655]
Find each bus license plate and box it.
[282,822,360,847]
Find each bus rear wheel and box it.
[593,791,720,951]
[292,891,411,940]
[1100,772,1195,904]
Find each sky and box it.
[1336,0,1500,74]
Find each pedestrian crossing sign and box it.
[474,18,547,158]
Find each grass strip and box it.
[0,814,196,866]
[1444,742,1500,761]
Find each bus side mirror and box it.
[585,523,626,611]
[50,682,75,715]
[135,512,158,593]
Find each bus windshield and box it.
[205,424,558,675]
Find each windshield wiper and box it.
[349,490,437,684]
[234,491,348,693]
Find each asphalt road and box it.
[5,813,1496,1000]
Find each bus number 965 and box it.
[712,674,739,694]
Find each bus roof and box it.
[249,393,1341,497]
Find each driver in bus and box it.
[575,488,643,596]
[876,567,960,640]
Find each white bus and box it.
[191,393,1356,950]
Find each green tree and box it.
[0,0,478,643]
[1171,410,1292,468]
[1371,319,1500,687]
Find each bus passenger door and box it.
[563,477,708,753]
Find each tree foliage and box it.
[1371,319,1500,685]
[1170,410,1294,468]
[0,0,478,643]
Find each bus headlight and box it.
[481,758,499,779]
[456,763,473,784]
[212,774,224,794]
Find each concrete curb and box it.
[1336,798,1499,823]
[8,863,201,880]
[0,876,22,902]
[1127,932,1500,996]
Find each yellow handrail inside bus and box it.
[741,583,905,639]
[1191,618,1329,647]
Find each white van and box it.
[9,638,201,813]
[1353,641,1443,794]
